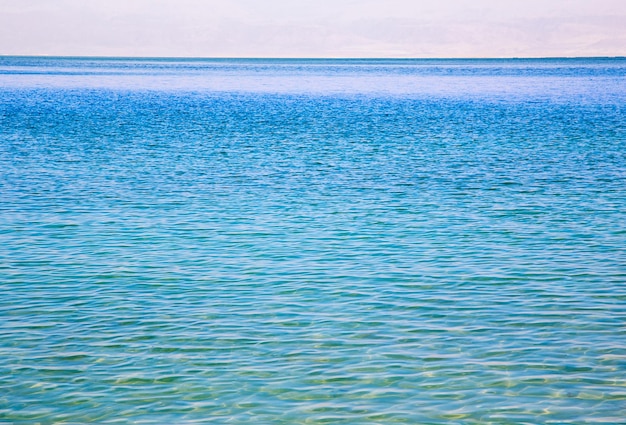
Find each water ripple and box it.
[1,58,625,424]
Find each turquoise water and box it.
[1,57,626,424]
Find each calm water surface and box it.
[1,57,626,424]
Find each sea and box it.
[1,57,625,424]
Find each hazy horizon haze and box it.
[1,0,625,58]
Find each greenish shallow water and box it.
[1,57,625,424]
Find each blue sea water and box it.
[1,57,625,424]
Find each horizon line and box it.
[2,54,625,61]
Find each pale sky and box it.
[1,0,625,58]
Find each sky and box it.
[1,0,625,58]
